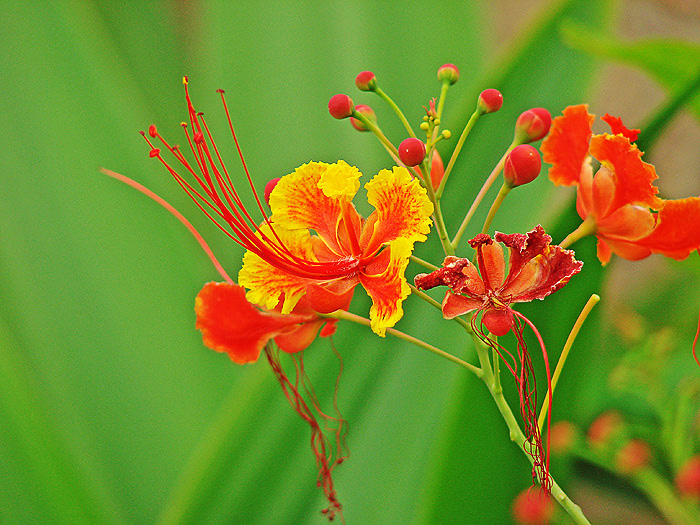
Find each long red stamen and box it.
[142,78,360,281]
[264,345,347,522]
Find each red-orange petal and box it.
[195,282,314,364]
[636,197,700,260]
[596,203,655,242]
[602,113,640,143]
[541,104,594,186]
[441,291,484,319]
[589,133,664,212]
[497,225,583,303]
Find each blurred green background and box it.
[2,0,700,523]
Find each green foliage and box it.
[1,0,697,523]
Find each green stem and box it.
[437,109,481,199]
[538,294,600,431]
[409,254,439,271]
[423,172,454,256]
[327,310,482,378]
[481,183,511,234]
[559,217,596,249]
[472,337,591,524]
[374,86,416,138]
[352,109,400,158]
[633,468,700,525]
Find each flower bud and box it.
[355,71,377,91]
[512,489,555,525]
[676,455,700,498]
[328,94,354,119]
[437,63,459,85]
[478,89,503,114]
[503,145,541,188]
[264,177,281,207]
[429,149,444,190]
[587,410,623,449]
[615,439,651,474]
[350,104,376,132]
[398,138,426,167]
[514,107,552,143]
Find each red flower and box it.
[414,225,582,336]
[541,104,700,264]
[415,225,582,493]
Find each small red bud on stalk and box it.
[478,88,503,114]
[437,63,460,85]
[514,107,552,143]
[350,105,377,132]
[264,177,281,207]
[328,94,354,119]
[676,455,700,498]
[512,489,555,525]
[615,439,651,474]
[355,71,377,91]
[503,145,541,188]
[398,138,426,167]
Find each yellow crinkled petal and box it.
[362,166,434,254]
[269,161,352,253]
[237,223,317,314]
[359,237,413,337]
[317,160,362,200]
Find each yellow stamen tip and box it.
[182,76,189,85]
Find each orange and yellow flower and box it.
[239,160,434,336]
[142,78,433,344]
[541,104,700,265]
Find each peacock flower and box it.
[541,104,700,265]
[142,78,434,340]
[239,160,434,336]
[414,225,582,336]
[415,225,582,493]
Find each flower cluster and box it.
[109,61,700,523]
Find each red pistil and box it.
[141,79,360,280]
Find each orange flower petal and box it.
[195,282,313,364]
[637,197,700,260]
[602,113,640,143]
[441,291,484,319]
[359,237,413,336]
[270,161,358,253]
[597,204,655,242]
[361,166,433,255]
[469,234,505,290]
[596,238,613,266]
[576,158,595,220]
[589,134,663,212]
[541,104,594,186]
[597,236,651,263]
[497,225,583,303]
[238,223,316,313]
[591,166,616,219]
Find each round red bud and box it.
[398,138,426,167]
[676,455,700,498]
[148,124,158,137]
[503,144,541,188]
[514,107,552,143]
[478,89,503,114]
[512,489,555,525]
[264,177,281,207]
[328,94,354,119]
[355,71,377,91]
[437,63,459,85]
[350,105,377,132]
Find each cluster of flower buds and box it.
[327,64,551,211]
